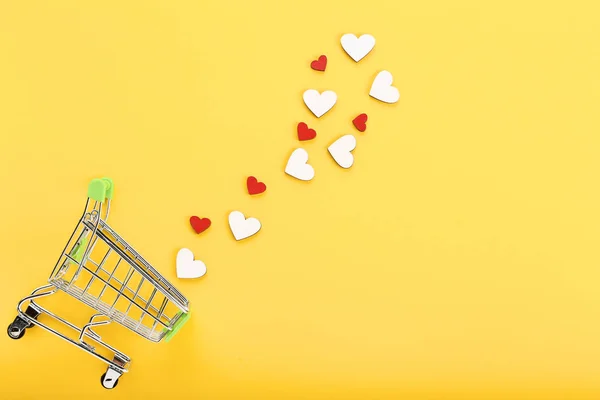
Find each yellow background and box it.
[1,1,599,399]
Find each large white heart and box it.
[176,248,207,279]
[228,211,261,241]
[285,148,315,181]
[341,33,376,62]
[328,134,357,169]
[369,70,400,104]
[303,89,337,118]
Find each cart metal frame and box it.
[8,178,191,389]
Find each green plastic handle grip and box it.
[87,178,114,202]
[164,310,191,343]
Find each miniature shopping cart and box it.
[7,178,191,389]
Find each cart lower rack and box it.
[8,178,191,389]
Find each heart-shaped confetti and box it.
[370,70,400,104]
[285,148,315,181]
[247,176,267,195]
[297,122,317,141]
[352,113,368,132]
[328,134,357,169]
[178,35,392,253]
[189,216,211,234]
[176,248,207,279]
[228,211,261,241]
[341,33,376,62]
[303,90,337,118]
[310,55,327,71]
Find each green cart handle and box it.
[87,178,115,202]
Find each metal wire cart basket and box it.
[7,178,191,389]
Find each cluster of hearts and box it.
[176,33,399,279]
[286,33,399,179]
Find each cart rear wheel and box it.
[100,372,119,389]
[7,323,25,340]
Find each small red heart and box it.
[190,216,211,234]
[310,55,327,71]
[352,113,368,132]
[297,122,317,141]
[247,176,267,195]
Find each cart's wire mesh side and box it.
[91,218,189,310]
[48,218,185,342]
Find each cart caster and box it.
[100,368,122,389]
[8,304,41,338]
[7,317,28,340]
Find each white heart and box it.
[369,70,400,104]
[328,135,357,169]
[303,89,337,118]
[341,33,376,62]
[176,248,207,279]
[228,211,261,241]
[285,148,315,181]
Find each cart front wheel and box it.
[100,372,119,389]
[7,323,25,340]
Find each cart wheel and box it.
[7,323,25,340]
[100,372,119,389]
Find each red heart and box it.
[189,216,211,234]
[247,176,267,195]
[297,122,317,141]
[352,113,368,132]
[310,55,327,71]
